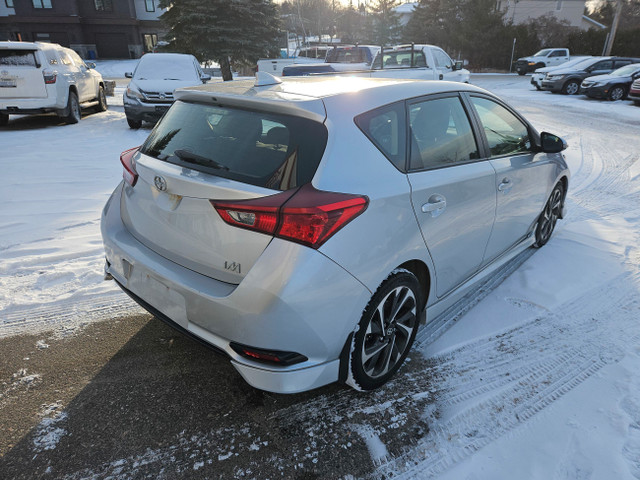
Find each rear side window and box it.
[355,101,406,171]
[409,96,479,171]
[140,101,328,191]
[0,50,39,67]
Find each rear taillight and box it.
[42,69,57,84]
[230,342,308,366]
[120,147,139,187]
[212,184,368,249]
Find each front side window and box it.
[145,0,155,12]
[141,102,328,191]
[355,102,406,171]
[470,96,531,157]
[32,0,52,8]
[6,0,15,8]
[94,0,113,12]
[549,50,566,57]
[433,49,453,69]
[591,60,613,71]
[58,50,72,65]
[409,96,479,170]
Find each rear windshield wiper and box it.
[173,149,229,171]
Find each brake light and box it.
[212,184,368,249]
[120,147,139,187]
[42,69,57,84]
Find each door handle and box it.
[439,73,444,80]
[498,178,512,193]
[422,194,446,217]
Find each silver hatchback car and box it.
[101,74,569,393]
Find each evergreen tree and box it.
[371,0,402,46]
[158,0,281,81]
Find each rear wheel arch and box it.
[397,259,430,312]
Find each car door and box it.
[432,48,463,82]
[548,50,569,67]
[68,50,94,102]
[466,94,555,265]
[407,94,497,298]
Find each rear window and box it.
[140,101,328,191]
[326,47,372,64]
[0,50,39,67]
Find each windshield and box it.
[140,101,328,191]
[533,49,553,57]
[611,64,640,76]
[134,55,199,81]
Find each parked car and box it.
[541,56,640,94]
[281,45,380,76]
[579,63,640,101]
[628,78,640,105]
[101,74,569,393]
[257,45,331,76]
[283,44,470,83]
[123,53,211,129]
[515,48,571,75]
[0,41,107,126]
[530,56,592,90]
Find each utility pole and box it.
[604,0,623,56]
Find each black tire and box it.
[0,113,8,126]
[127,117,142,129]
[534,182,564,248]
[535,84,541,91]
[562,79,580,95]
[535,62,545,70]
[96,85,108,112]
[65,91,81,124]
[608,85,626,101]
[347,270,421,391]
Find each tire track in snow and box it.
[372,273,640,479]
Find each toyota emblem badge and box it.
[154,175,167,191]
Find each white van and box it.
[0,41,107,126]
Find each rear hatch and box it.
[0,47,47,99]
[121,100,328,284]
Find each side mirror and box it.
[453,60,463,71]
[125,72,133,78]
[86,62,96,69]
[201,74,211,83]
[541,132,567,153]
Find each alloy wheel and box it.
[538,185,563,244]
[361,286,417,379]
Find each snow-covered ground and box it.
[1,74,640,478]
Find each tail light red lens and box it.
[212,184,368,249]
[42,69,57,84]
[120,147,140,187]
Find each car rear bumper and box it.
[101,183,371,393]
[0,98,63,113]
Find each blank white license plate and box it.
[0,79,16,87]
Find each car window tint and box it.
[409,96,479,170]
[615,60,632,68]
[141,101,328,191]
[69,51,86,68]
[355,101,406,171]
[470,96,531,157]
[593,60,613,70]
[550,50,565,57]
[0,50,38,67]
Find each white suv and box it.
[0,41,107,126]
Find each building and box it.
[497,0,587,28]
[0,0,166,59]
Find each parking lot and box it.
[1,74,640,479]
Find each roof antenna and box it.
[255,71,282,87]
